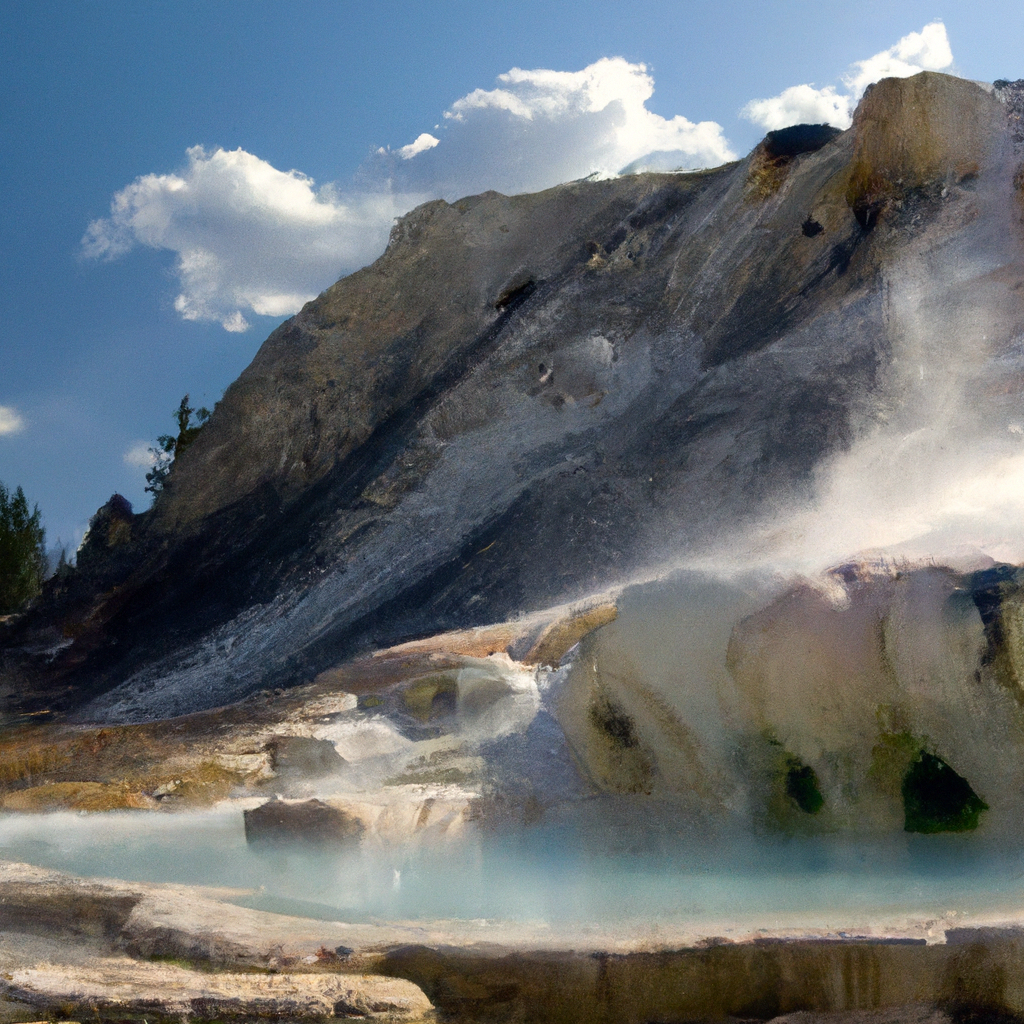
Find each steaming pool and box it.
[2,807,1023,932]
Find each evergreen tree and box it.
[145,394,211,496]
[0,481,46,614]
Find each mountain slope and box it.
[3,71,1023,724]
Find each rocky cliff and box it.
[3,72,1024,731]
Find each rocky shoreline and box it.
[5,567,1024,1020]
[2,860,1024,1022]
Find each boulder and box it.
[846,71,1004,226]
[243,798,363,847]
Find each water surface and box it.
[1,809,1021,930]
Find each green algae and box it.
[762,735,826,827]
[902,751,988,834]
[869,723,988,833]
[784,760,824,815]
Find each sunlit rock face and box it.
[4,72,1024,736]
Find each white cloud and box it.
[741,21,954,132]
[123,442,158,468]
[741,84,851,134]
[417,57,736,195]
[0,406,24,436]
[397,133,440,159]
[86,58,733,331]
[845,21,953,97]
[83,146,417,331]
[220,310,250,333]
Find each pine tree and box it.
[0,481,46,614]
[145,394,211,496]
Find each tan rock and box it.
[523,602,618,668]
[0,781,157,812]
[847,71,1005,225]
[5,961,431,1020]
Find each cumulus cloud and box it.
[742,84,851,134]
[845,21,953,97]
[0,406,24,436]
[742,21,954,131]
[85,58,733,331]
[396,133,440,159]
[393,57,736,198]
[83,146,418,331]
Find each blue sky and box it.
[2,0,1022,551]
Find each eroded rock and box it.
[846,71,1004,227]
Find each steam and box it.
[688,145,1024,581]
[0,405,25,436]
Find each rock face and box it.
[554,562,1024,838]
[2,72,1024,728]
[268,735,348,778]
[846,73,1006,226]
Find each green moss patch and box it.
[868,728,921,798]
[902,751,988,833]
[761,736,826,828]
[401,674,458,721]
